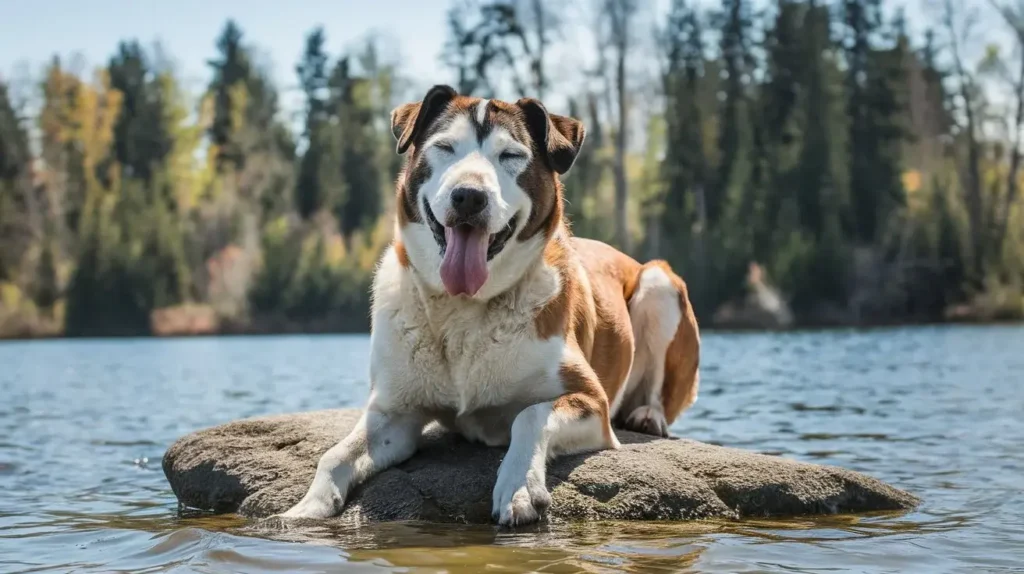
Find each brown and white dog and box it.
[281,85,700,526]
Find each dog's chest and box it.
[372,290,563,417]
[404,296,563,411]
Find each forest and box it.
[1,0,1022,338]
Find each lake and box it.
[1,325,1022,573]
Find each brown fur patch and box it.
[568,238,640,407]
[556,360,614,445]
[389,89,582,252]
[394,239,410,268]
[654,266,701,423]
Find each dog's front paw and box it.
[491,465,551,527]
[623,405,669,437]
[276,477,344,520]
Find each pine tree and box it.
[661,0,708,257]
[205,20,295,220]
[843,0,908,243]
[714,0,756,228]
[107,41,172,182]
[0,80,33,283]
[207,20,252,171]
[331,57,382,241]
[295,27,332,219]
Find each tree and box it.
[660,0,709,258]
[939,0,986,279]
[0,80,34,283]
[602,0,639,253]
[295,27,333,219]
[206,20,253,171]
[985,0,1024,256]
[205,20,295,220]
[107,41,172,182]
[330,57,382,242]
[713,0,756,228]
[844,0,909,244]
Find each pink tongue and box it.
[440,226,489,296]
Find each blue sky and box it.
[0,0,996,118]
[0,0,451,98]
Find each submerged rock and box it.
[163,409,919,525]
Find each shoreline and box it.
[2,316,1021,342]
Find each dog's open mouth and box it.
[424,201,517,296]
[424,201,518,262]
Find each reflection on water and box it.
[1,326,1023,572]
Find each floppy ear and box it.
[391,84,458,154]
[516,97,586,174]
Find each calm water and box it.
[1,325,1022,573]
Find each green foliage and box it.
[249,216,371,329]
[108,41,172,181]
[0,80,33,283]
[3,6,1023,337]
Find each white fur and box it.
[421,115,533,234]
[403,114,536,300]
[475,99,490,124]
[280,107,620,527]
[614,265,683,435]
[281,241,620,525]
[492,376,620,524]
[279,406,427,519]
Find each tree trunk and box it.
[945,0,985,279]
[614,56,629,253]
[996,50,1024,253]
[610,0,631,253]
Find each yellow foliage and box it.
[228,83,248,135]
[0,282,24,310]
[160,72,207,211]
[902,170,921,193]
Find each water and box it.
[0,325,1022,573]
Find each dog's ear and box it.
[391,84,458,154]
[516,97,586,174]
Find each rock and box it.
[162,409,919,525]
[713,263,794,330]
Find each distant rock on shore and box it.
[713,263,795,329]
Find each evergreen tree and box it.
[0,80,32,283]
[713,0,756,227]
[206,20,295,219]
[843,0,908,243]
[661,0,708,257]
[207,20,253,171]
[107,41,172,182]
[295,27,332,219]
[330,59,382,241]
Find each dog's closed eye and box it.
[499,151,527,162]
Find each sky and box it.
[0,0,453,117]
[0,0,1003,120]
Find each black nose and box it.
[450,187,488,219]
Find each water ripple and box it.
[0,327,1022,572]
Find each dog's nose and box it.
[450,187,488,220]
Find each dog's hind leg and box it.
[615,261,700,437]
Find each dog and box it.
[280,85,700,526]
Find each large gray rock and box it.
[162,409,919,525]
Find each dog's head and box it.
[390,85,585,299]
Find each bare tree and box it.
[986,0,1024,254]
[601,0,639,253]
[940,0,986,277]
[440,0,562,99]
